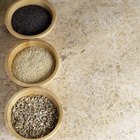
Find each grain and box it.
[12,46,55,84]
[11,95,58,139]
[12,5,52,35]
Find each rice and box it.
[12,46,55,84]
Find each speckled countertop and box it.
[0,0,140,140]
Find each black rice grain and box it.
[12,5,52,35]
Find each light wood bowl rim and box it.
[5,87,63,140]
[5,39,59,87]
[5,0,56,39]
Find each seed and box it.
[12,46,55,84]
[11,95,58,139]
[12,5,52,35]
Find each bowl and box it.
[5,0,56,39]
[5,40,59,87]
[5,87,63,140]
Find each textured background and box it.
[0,0,140,140]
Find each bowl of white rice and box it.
[5,40,59,87]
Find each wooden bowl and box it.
[5,0,56,39]
[5,87,63,140]
[5,40,59,87]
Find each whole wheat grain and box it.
[11,95,58,138]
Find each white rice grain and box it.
[12,46,55,84]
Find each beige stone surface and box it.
[0,0,140,140]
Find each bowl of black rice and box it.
[5,87,63,140]
[5,0,56,39]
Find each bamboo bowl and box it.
[5,87,63,140]
[5,40,59,87]
[5,0,56,39]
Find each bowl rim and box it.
[5,39,59,87]
[5,87,63,140]
[5,0,56,39]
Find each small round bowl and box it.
[5,0,56,39]
[5,87,63,140]
[5,40,59,87]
